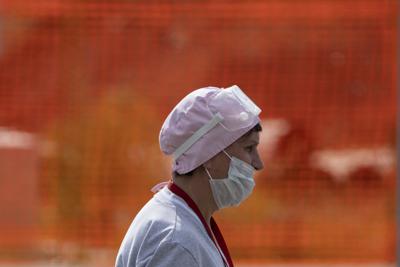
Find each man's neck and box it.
[173,173,217,226]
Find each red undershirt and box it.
[167,182,234,267]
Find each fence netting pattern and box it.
[0,0,396,264]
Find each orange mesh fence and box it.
[0,0,396,264]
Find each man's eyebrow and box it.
[245,140,259,145]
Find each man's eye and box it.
[245,146,253,152]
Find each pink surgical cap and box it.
[159,85,261,175]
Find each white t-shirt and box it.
[115,186,227,267]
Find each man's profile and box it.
[115,85,264,267]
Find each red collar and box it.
[168,182,234,267]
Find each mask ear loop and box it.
[204,166,214,180]
[205,150,232,181]
[222,149,232,160]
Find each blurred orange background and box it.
[0,1,396,266]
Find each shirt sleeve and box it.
[143,241,199,267]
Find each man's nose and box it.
[252,152,264,171]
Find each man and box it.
[116,85,264,267]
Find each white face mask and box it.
[204,150,255,209]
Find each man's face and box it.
[205,131,264,179]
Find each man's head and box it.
[159,85,262,176]
[202,122,263,179]
[177,123,263,177]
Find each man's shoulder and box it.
[134,187,206,239]
[116,192,179,264]
[132,190,179,234]
[116,187,223,267]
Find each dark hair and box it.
[173,123,262,177]
[242,122,262,138]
